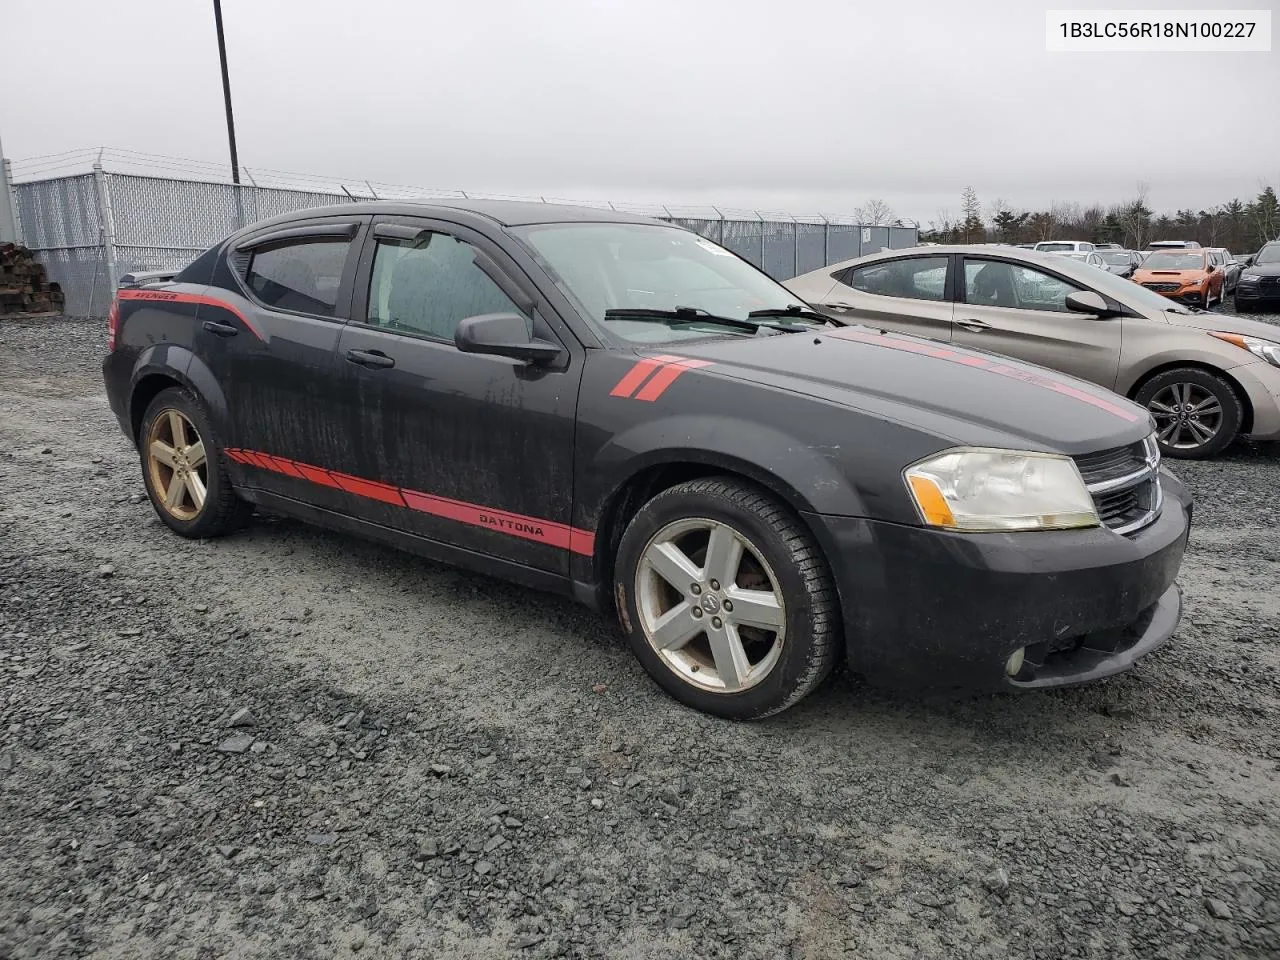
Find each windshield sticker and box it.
[695,238,734,257]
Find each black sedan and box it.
[1234,241,1280,312]
[102,201,1190,718]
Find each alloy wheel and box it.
[1147,382,1224,451]
[146,408,208,521]
[635,517,785,694]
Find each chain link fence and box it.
[9,158,917,316]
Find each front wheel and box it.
[1135,368,1242,460]
[613,477,840,719]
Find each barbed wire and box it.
[7,146,919,227]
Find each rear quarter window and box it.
[243,239,352,316]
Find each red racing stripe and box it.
[117,289,264,341]
[609,357,665,398]
[827,327,1142,422]
[633,358,714,402]
[330,473,409,508]
[227,447,594,555]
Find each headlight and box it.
[1239,274,1260,283]
[904,449,1100,532]
[1209,332,1280,368]
[1182,276,1203,287]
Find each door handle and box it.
[202,320,238,337]
[956,318,992,333]
[345,348,396,369]
[825,301,855,312]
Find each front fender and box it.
[584,413,868,524]
[1117,346,1247,397]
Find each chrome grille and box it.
[1142,282,1180,293]
[1074,435,1162,536]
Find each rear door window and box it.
[245,239,353,317]
[842,257,949,302]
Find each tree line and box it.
[890,183,1280,253]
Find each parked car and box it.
[1132,249,1225,309]
[1148,240,1202,250]
[104,202,1192,718]
[1205,248,1243,295]
[1056,251,1110,270]
[1094,242,1124,250]
[785,245,1280,458]
[1035,240,1096,253]
[1097,249,1144,278]
[1234,241,1280,313]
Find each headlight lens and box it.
[1239,274,1260,283]
[1209,332,1280,368]
[1182,276,1203,287]
[904,449,1100,532]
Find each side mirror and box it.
[1065,290,1113,317]
[1227,259,1240,268]
[455,313,563,364]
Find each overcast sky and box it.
[4,0,1277,223]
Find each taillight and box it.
[107,297,120,351]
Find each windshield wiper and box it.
[603,306,772,335]
[747,304,843,327]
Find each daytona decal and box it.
[117,289,264,341]
[224,448,595,557]
[610,355,714,401]
[827,327,1143,423]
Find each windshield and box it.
[1256,244,1280,265]
[1100,252,1132,265]
[512,222,806,342]
[1144,252,1206,270]
[1036,243,1075,252]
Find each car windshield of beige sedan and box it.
[513,223,818,343]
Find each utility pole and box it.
[213,0,240,185]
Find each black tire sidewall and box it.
[614,484,828,719]
[139,387,236,537]
[1135,368,1242,459]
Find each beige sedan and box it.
[785,245,1280,458]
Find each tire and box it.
[138,386,253,537]
[1134,368,1243,460]
[613,477,840,719]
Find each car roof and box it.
[231,199,668,238]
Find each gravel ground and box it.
[1,311,1279,960]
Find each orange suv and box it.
[1132,249,1224,308]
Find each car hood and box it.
[666,326,1153,455]
[1166,310,1280,341]
[1241,263,1280,278]
[1133,269,1206,281]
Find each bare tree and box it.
[1119,181,1153,250]
[855,198,895,226]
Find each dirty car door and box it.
[333,216,581,575]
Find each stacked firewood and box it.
[0,243,65,316]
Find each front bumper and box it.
[1234,282,1280,306]
[804,470,1192,694]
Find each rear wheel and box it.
[139,387,252,537]
[1135,368,1242,460]
[613,477,840,719]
